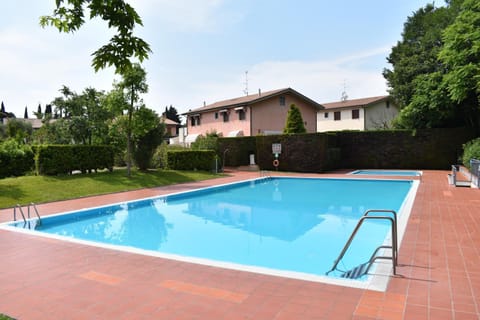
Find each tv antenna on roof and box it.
[341,79,348,102]
[243,71,249,96]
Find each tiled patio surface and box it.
[0,170,479,319]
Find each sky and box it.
[0,0,445,121]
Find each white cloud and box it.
[155,46,391,116]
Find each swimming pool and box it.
[351,170,422,177]
[3,177,418,290]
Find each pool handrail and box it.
[326,209,398,277]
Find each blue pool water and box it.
[351,170,421,177]
[8,177,415,280]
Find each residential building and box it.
[317,95,398,132]
[162,116,180,137]
[182,88,323,142]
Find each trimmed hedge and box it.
[35,145,114,175]
[218,137,256,167]
[166,150,216,171]
[336,128,474,170]
[218,127,475,172]
[0,142,34,178]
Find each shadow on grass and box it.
[0,169,223,209]
[0,185,27,202]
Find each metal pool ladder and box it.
[326,209,398,279]
[13,203,42,227]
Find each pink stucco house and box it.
[182,88,323,141]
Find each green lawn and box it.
[0,169,222,209]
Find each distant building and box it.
[162,116,180,137]
[3,118,55,130]
[182,88,323,144]
[317,96,399,132]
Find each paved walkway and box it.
[0,170,479,319]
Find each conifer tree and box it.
[283,104,306,134]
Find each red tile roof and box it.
[321,95,389,110]
[183,87,323,115]
[162,118,179,125]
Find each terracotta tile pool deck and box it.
[0,170,479,319]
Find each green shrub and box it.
[0,139,34,178]
[36,145,114,175]
[462,137,480,169]
[191,131,219,151]
[134,126,164,171]
[166,150,216,171]
[151,144,186,169]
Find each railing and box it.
[260,170,271,179]
[326,209,398,277]
[471,159,479,188]
[13,203,42,227]
[28,203,42,226]
[451,165,458,186]
[13,204,27,224]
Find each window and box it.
[279,96,286,106]
[386,101,390,109]
[352,109,360,119]
[190,115,200,126]
[324,112,329,118]
[223,112,229,122]
[334,111,341,121]
[214,112,218,119]
[238,109,246,120]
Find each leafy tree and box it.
[439,0,480,132]
[383,3,457,109]
[5,119,33,143]
[132,107,164,170]
[40,0,151,74]
[49,86,111,144]
[392,72,458,129]
[33,119,72,144]
[191,130,219,151]
[116,63,149,176]
[283,104,306,134]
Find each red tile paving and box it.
[0,170,479,319]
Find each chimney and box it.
[203,101,206,107]
[258,89,261,96]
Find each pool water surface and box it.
[4,177,418,288]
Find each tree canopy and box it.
[385,0,480,131]
[40,0,151,74]
[439,0,480,131]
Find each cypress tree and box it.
[283,104,307,134]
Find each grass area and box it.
[0,168,222,209]
[0,315,15,320]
